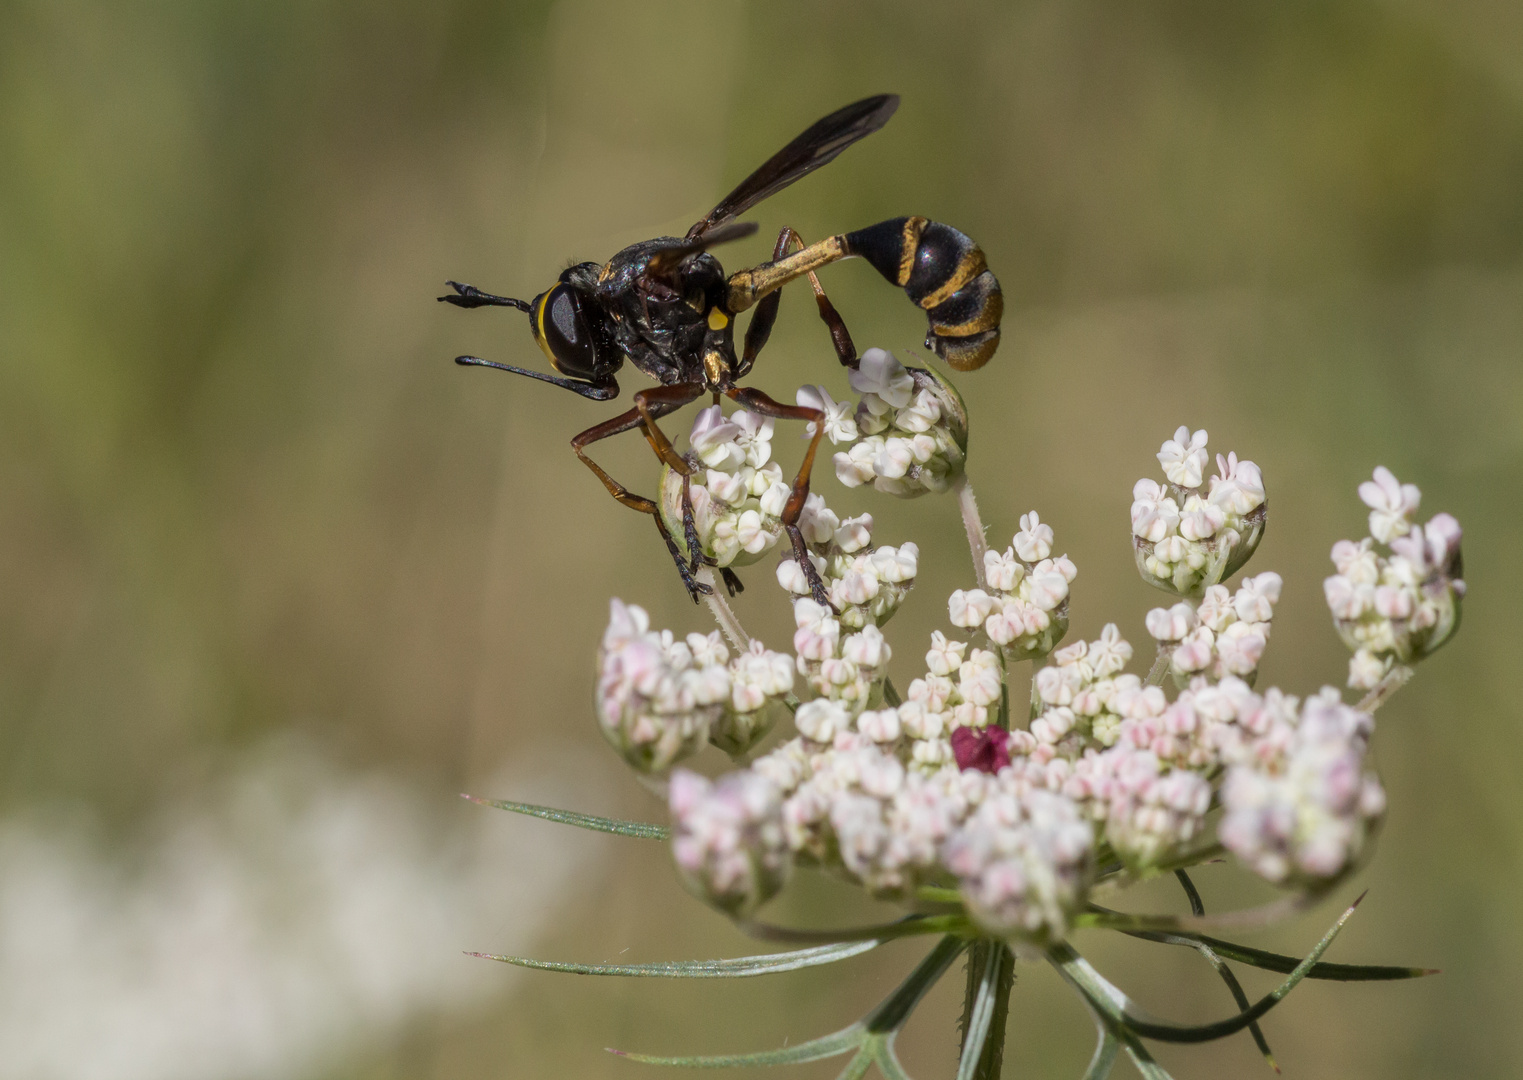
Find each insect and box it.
[440,94,1002,605]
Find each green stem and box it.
[953,474,989,590]
[1355,663,1412,713]
[957,937,1015,1080]
[696,566,750,650]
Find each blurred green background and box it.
[1,1,1520,1077]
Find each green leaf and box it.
[462,794,668,840]
[468,940,880,978]
[1174,934,1434,982]
[611,936,965,1070]
[610,1024,865,1068]
[866,936,968,1032]
[1172,871,1277,1071]
[1051,894,1366,1044]
[740,913,970,947]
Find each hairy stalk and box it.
[1144,645,1172,687]
[953,474,988,589]
[957,937,1015,1080]
[1355,663,1412,713]
[697,566,751,650]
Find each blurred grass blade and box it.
[462,794,669,839]
[1077,889,1316,933]
[609,1023,865,1067]
[468,939,879,977]
[866,936,968,1032]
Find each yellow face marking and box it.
[707,308,729,331]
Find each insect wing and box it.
[686,94,900,239]
[645,221,760,278]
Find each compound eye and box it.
[533,283,598,380]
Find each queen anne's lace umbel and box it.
[619,421,1464,948]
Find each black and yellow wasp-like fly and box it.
[440,94,1002,604]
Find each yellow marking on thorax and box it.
[707,308,729,331]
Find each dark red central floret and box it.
[951,725,1011,774]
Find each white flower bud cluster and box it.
[663,405,792,568]
[596,600,794,771]
[822,348,969,497]
[1132,427,1267,597]
[669,769,791,916]
[776,498,919,630]
[1059,745,1213,868]
[1324,467,1465,690]
[942,779,1094,943]
[1219,689,1386,885]
[953,513,1078,661]
[897,633,1024,771]
[1030,625,1141,751]
[1146,572,1283,686]
[791,601,893,719]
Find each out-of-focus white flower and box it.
[1219,689,1385,886]
[1132,429,1267,597]
[942,781,1093,942]
[671,770,790,916]
[1358,466,1421,544]
[711,641,796,757]
[596,600,732,772]
[1325,468,1464,687]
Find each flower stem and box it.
[1355,663,1413,713]
[957,937,1014,1080]
[953,474,988,589]
[1145,646,1172,687]
[697,566,751,651]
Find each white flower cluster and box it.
[1030,625,1139,751]
[943,781,1094,943]
[1219,689,1386,885]
[1146,572,1282,686]
[1324,467,1465,690]
[596,600,794,771]
[951,513,1078,661]
[661,405,791,568]
[669,769,790,916]
[776,500,919,630]
[1132,427,1267,596]
[798,348,969,497]
[706,730,1094,940]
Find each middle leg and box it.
[726,385,835,609]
